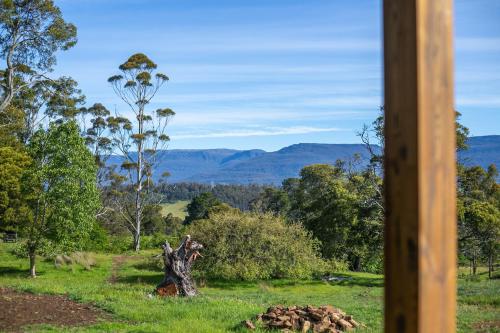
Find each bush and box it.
[55,252,97,270]
[140,233,180,250]
[320,258,349,275]
[11,239,57,258]
[188,210,324,280]
[82,224,110,251]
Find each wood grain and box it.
[383,0,456,332]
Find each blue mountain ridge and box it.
[107,135,499,185]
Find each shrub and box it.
[82,224,110,251]
[11,239,57,258]
[188,210,324,280]
[71,252,97,270]
[105,235,133,253]
[320,258,349,275]
[54,252,97,270]
[140,233,180,250]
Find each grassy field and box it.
[160,200,189,219]
[0,243,498,333]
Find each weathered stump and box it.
[155,235,203,297]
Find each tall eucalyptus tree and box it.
[108,53,174,251]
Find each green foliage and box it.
[322,258,349,274]
[0,0,77,114]
[285,164,383,272]
[118,53,157,71]
[0,146,30,231]
[164,213,185,236]
[0,0,77,71]
[82,223,110,252]
[141,233,180,251]
[157,182,267,211]
[44,77,86,120]
[0,105,24,145]
[105,235,134,253]
[250,187,290,215]
[288,165,357,257]
[456,111,470,152]
[185,192,223,224]
[11,238,57,258]
[188,210,324,280]
[142,204,165,235]
[21,121,100,274]
[458,163,500,277]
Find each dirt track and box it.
[0,288,109,332]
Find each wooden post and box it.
[383,0,456,332]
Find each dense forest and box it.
[156,182,267,210]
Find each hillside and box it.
[183,143,376,185]
[460,135,500,170]
[107,135,499,185]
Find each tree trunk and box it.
[134,107,144,252]
[29,252,36,278]
[472,256,477,275]
[488,255,492,279]
[155,235,203,297]
[352,256,361,272]
[133,230,141,252]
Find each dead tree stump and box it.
[155,235,203,297]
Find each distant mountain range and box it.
[108,135,499,185]
[460,135,500,170]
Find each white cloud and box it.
[456,96,500,107]
[172,126,346,139]
[456,37,500,52]
[168,109,368,126]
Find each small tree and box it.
[250,187,290,216]
[285,163,383,271]
[185,192,222,224]
[22,121,99,277]
[458,164,500,277]
[0,146,30,231]
[108,53,174,251]
[0,0,77,114]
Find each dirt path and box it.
[108,255,141,284]
[0,288,110,332]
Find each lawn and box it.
[0,243,498,333]
[160,200,189,219]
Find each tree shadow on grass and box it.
[325,273,384,288]
[131,261,162,272]
[0,266,38,277]
[204,280,265,290]
[115,273,162,286]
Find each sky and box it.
[54,0,500,151]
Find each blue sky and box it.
[54,0,500,151]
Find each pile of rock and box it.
[243,304,362,332]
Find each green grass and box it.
[160,200,189,219]
[0,243,498,333]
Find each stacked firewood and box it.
[243,304,362,332]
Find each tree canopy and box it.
[0,0,77,113]
[21,121,99,276]
[0,146,30,231]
